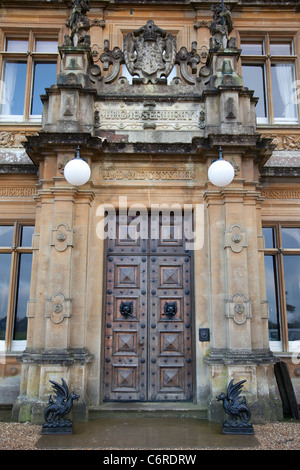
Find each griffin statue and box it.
[42,378,80,434]
[216,379,254,434]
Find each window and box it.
[0,223,34,351]
[0,34,58,122]
[241,37,298,125]
[263,225,300,352]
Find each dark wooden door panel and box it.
[104,255,148,401]
[149,256,192,401]
[103,214,193,402]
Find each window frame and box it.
[0,221,34,352]
[0,29,60,123]
[263,223,300,353]
[239,33,299,126]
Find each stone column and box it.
[13,39,99,423]
[202,37,281,422]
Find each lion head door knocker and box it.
[119,301,135,318]
[163,301,178,319]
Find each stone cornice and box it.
[19,348,93,366]
[204,348,277,365]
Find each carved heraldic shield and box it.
[124,20,176,84]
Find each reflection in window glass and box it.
[20,226,34,247]
[271,63,298,121]
[283,256,300,341]
[263,227,275,249]
[241,42,264,55]
[31,62,57,115]
[13,253,32,340]
[270,42,293,56]
[0,61,27,115]
[35,40,58,53]
[281,228,300,249]
[242,64,267,119]
[6,39,28,52]
[0,226,14,246]
[264,255,281,341]
[0,254,12,340]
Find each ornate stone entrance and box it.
[12,2,283,424]
[103,214,193,402]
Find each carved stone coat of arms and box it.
[124,20,176,84]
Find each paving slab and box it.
[35,417,259,450]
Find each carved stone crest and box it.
[123,20,176,84]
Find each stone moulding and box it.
[19,348,93,366]
[204,348,276,366]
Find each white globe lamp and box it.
[208,147,235,187]
[64,146,91,186]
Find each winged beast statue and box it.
[42,378,80,433]
[216,379,254,434]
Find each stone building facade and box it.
[0,0,299,424]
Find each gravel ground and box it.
[0,420,300,450]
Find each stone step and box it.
[89,402,208,420]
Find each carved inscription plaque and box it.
[97,165,197,186]
[94,102,204,131]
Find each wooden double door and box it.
[103,214,193,402]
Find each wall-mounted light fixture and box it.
[64,146,91,186]
[208,147,234,187]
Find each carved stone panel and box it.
[225,293,252,325]
[51,223,74,252]
[94,101,203,131]
[45,292,71,324]
[224,224,247,253]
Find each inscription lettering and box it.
[102,169,196,181]
[99,109,195,121]
[94,102,204,131]
[261,189,300,199]
[0,187,35,197]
